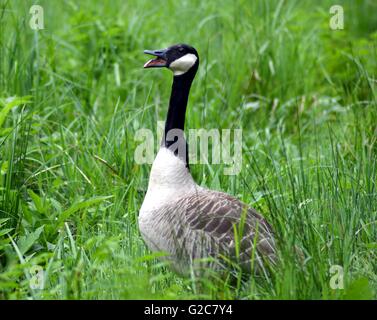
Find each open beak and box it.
[143,48,168,68]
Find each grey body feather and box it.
[139,178,276,276]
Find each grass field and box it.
[0,0,376,299]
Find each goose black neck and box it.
[163,67,197,165]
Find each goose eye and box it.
[178,47,184,53]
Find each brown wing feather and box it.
[183,190,276,272]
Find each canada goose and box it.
[139,44,276,276]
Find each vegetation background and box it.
[0,0,376,299]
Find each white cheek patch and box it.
[169,53,197,76]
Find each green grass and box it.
[0,0,376,299]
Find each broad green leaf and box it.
[57,195,113,225]
[0,127,12,136]
[0,281,18,290]
[344,278,374,300]
[0,161,7,174]
[28,189,45,213]
[0,96,32,128]
[17,225,45,255]
[0,218,10,227]
[365,242,377,249]
[0,228,13,236]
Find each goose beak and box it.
[143,48,168,68]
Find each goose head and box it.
[143,44,199,76]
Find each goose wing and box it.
[182,189,276,271]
